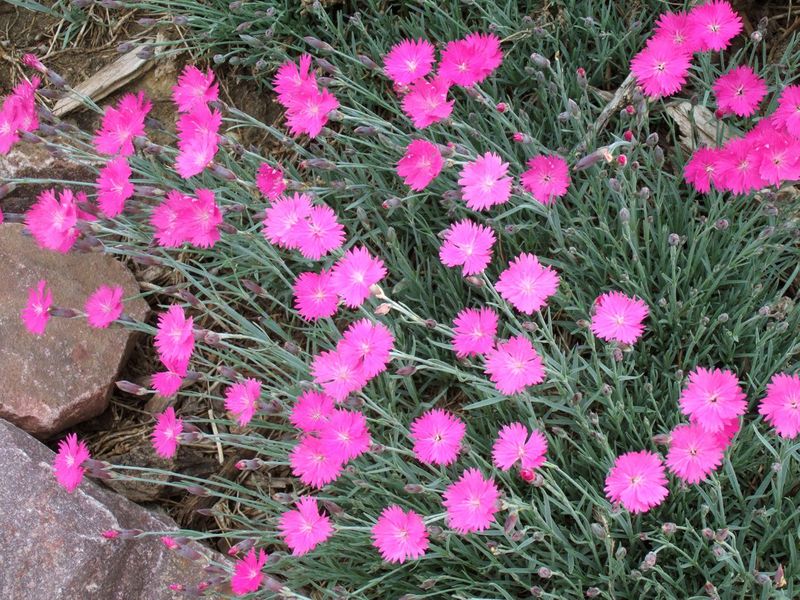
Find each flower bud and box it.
[358,54,380,70]
[576,67,587,88]
[530,53,550,69]
[395,365,416,376]
[116,380,150,396]
[304,36,334,53]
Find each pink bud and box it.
[625,104,635,115]
[101,529,120,539]
[617,155,628,166]
[623,130,634,142]
[520,467,536,483]
[495,102,508,113]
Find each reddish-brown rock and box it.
[0,418,229,599]
[0,223,149,437]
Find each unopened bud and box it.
[530,53,550,69]
[116,380,150,396]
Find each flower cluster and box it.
[0,76,39,154]
[263,192,344,259]
[274,54,339,138]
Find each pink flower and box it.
[409,409,465,466]
[715,137,762,195]
[458,152,512,211]
[652,11,703,54]
[21,279,52,335]
[0,77,39,154]
[293,270,339,321]
[451,307,498,358]
[256,163,286,200]
[684,147,722,193]
[93,92,151,156]
[174,104,221,178]
[274,55,317,104]
[290,390,335,432]
[53,433,91,492]
[372,505,429,563]
[262,193,312,249]
[384,38,435,86]
[706,415,741,448]
[154,305,195,365]
[25,188,80,253]
[401,77,454,129]
[311,349,367,402]
[604,451,668,514]
[151,406,183,459]
[318,409,372,461]
[520,154,571,205]
[484,335,545,395]
[294,205,345,259]
[224,378,262,426]
[185,188,223,248]
[151,191,190,248]
[492,423,548,471]
[590,291,649,344]
[773,85,800,138]
[713,66,766,117]
[330,246,387,308]
[231,548,267,596]
[679,367,747,433]
[397,139,443,191]
[758,373,800,438]
[96,156,134,218]
[438,219,495,276]
[284,86,340,139]
[338,319,394,378]
[161,536,179,550]
[289,435,344,488]
[629,38,691,99]
[495,253,560,314]
[756,130,800,186]
[439,33,503,87]
[85,285,123,329]
[152,356,188,397]
[666,423,724,484]
[443,468,500,533]
[688,0,743,52]
[172,65,218,112]
[278,496,333,556]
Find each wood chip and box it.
[53,44,154,116]
[664,101,732,152]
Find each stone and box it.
[0,223,149,437]
[0,418,230,599]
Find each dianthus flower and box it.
[666,423,724,483]
[520,154,571,204]
[715,137,763,195]
[278,496,333,556]
[679,366,747,433]
[174,104,221,178]
[289,435,344,488]
[293,270,339,321]
[172,65,219,112]
[458,152,512,211]
[293,204,345,259]
[329,246,387,308]
[96,156,134,218]
[338,319,394,378]
[652,11,703,54]
[397,139,443,191]
[225,378,262,426]
[439,32,503,87]
[152,356,188,398]
[262,192,312,249]
[290,390,335,432]
[590,291,649,344]
[25,188,80,253]
[758,373,800,439]
[439,219,495,276]
[684,147,722,193]
[21,279,52,335]
[318,409,372,462]
[85,285,124,329]
[93,92,151,156]
[256,163,287,200]
[54,433,91,493]
[384,38,435,86]
[713,66,766,117]
[231,548,267,596]
[154,305,195,365]
[310,349,368,401]
[492,423,548,471]
[630,38,691,99]
[484,335,545,395]
[451,307,497,358]
[409,409,465,466]
[688,0,743,52]
[495,253,560,314]
[401,77,454,129]
[151,406,183,459]
[773,85,800,138]
[372,505,429,563]
[604,450,668,514]
[443,468,500,533]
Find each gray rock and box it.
[0,223,149,437]
[0,418,230,599]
